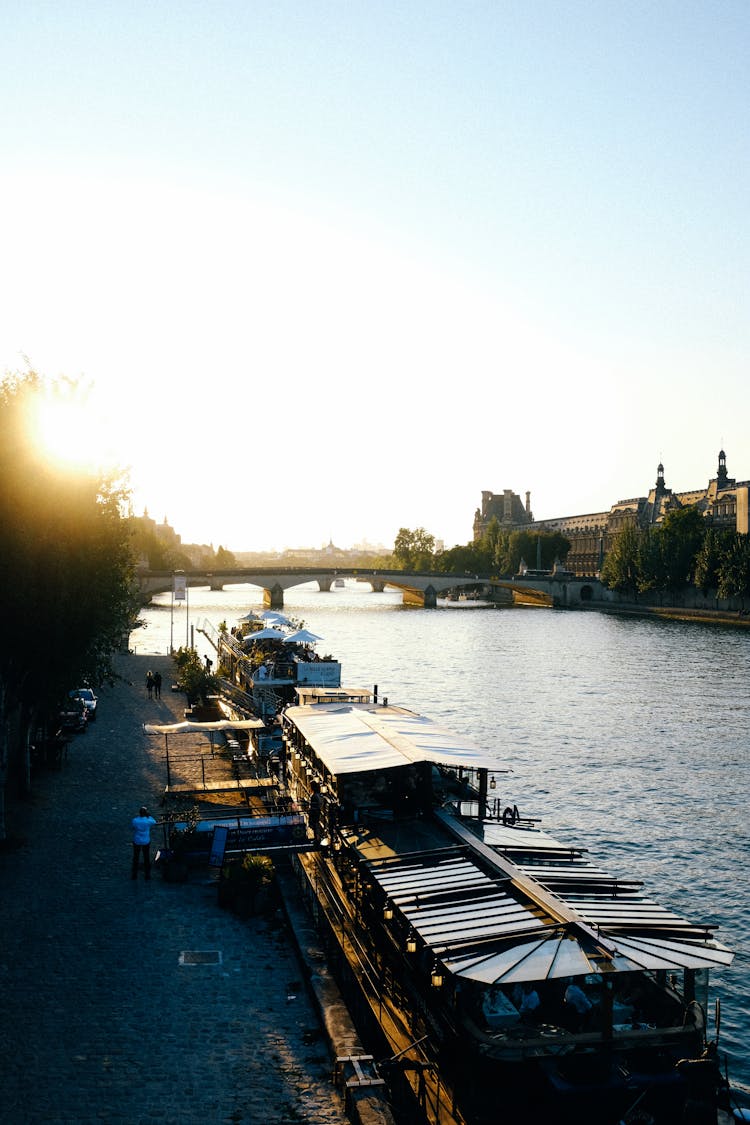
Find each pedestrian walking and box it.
[153,670,162,699]
[131,806,157,880]
[146,671,154,699]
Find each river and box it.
[135,581,749,1092]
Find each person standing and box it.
[131,806,157,880]
[146,671,154,699]
[153,670,162,699]
[308,781,322,842]
[564,980,593,1031]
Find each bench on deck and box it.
[333,1055,385,1091]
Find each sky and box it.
[1,1,748,552]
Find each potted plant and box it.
[173,648,220,711]
[218,853,276,917]
[159,805,200,883]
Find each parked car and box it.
[59,695,88,733]
[69,688,98,722]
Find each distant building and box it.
[474,451,750,577]
[136,509,182,548]
[474,489,534,531]
[274,539,389,564]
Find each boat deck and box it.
[341,814,449,862]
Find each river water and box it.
[136,582,749,1091]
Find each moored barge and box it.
[280,687,736,1125]
[212,615,342,723]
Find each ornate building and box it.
[474,451,750,577]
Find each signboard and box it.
[173,574,186,601]
[224,816,305,851]
[209,824,229,866]
[182,815,307,861]
[296,662,341,686]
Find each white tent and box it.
[286,701,508,775]
[242,627,287,643]
[258,610,292,625]
[283,628,323,644]
[144,718,263,734]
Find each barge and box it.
[280,686,736,1125]
[212,615,342,723]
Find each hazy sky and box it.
[1,2,747,551]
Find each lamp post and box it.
[172,571,186,653]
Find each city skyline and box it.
[2,3,747,552]
[143,442,741,556]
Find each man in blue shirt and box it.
[131,806,157,880]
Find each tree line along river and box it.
[137,581,750,1093]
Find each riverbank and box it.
[0,653,350,1125]
[582,600,750,628]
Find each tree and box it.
[694,527,731,596]
[215,544,237,567]
[600,521,641,598]
[0,371,138,837]
[657,507,706,594]
[480,517,503,572]
[636,527,667,596]
[497,530,531,575]
[436,542,484,574]
[173,647,219,705]
[393,528,436,571]
[717,533,750,607]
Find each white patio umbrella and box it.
[237,611,261,622]
[283,628,323,644]
[258,609,292,625]
[241,627,287,643]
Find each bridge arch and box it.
[136,567,607,610]
[137,568,494,609]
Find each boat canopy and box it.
[143,718,264,735]
[362,831,734,983]
[285,702,509,775]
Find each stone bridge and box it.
[137,567,607,610]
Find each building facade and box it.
[474,451,750,577]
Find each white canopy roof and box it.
[285,702,508,775]
[284,628,323,644]
[364,842,734,983]
[144,718,263,734]
[242,627,287,643]
[258,610,292,625]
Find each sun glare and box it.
[29,383,124,478]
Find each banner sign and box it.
[178,814,307,860]
[223,816,306,852]
[209,824,229,867]
[296,662,341,686]
[173,574,186,601]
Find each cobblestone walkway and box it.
[0,654,349,1125]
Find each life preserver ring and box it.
[291,825,305,841]
[502,805,519,827]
